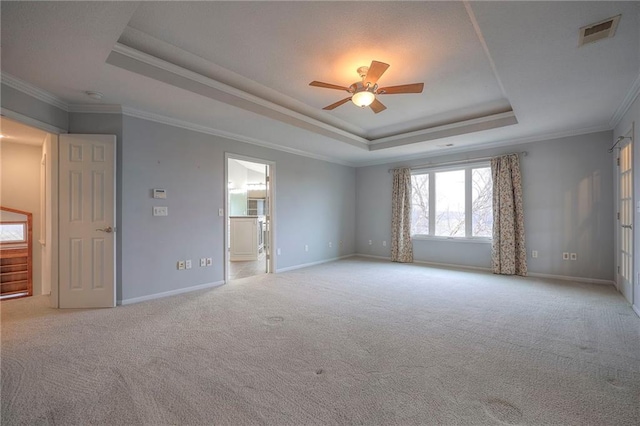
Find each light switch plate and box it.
[153,206,168,216]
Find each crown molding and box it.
[369,111,517,150]
[1,107,68,134]
[609,71,640,129]
[67,104,123,114]
[121,106,357,167]
[110,43,369,149]
[354,124,611,168]
[1,72,69,111]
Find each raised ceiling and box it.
[1,1,639,166]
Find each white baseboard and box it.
[413,259,492,273]
[354,253,391,261]
[355,254,492,273]
[355,254,615,286]
[276,254,355,273]
[632,304,640,318]
[118,280,225,305]
[527,272,614,286]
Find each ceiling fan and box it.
[309,60,424,114]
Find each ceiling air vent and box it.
[579,15,620,46]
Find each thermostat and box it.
[153,189,167,199]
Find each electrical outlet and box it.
[329,242,332,248]
[200,258,206,267]
[206,257,212,266]
[277,248,281,255]
[383,240,387,247]
[562,252,569,260]
[532,250,538,258]
[368,240,372,245]
[340,241,343,247]
[177,260,185,270]
[185,259,192,269]
[570,253,577,261]
[304,245,309,252]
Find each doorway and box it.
[225,154,275,281]
[0,117,55,301]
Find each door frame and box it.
[224,152,276,282]
[1,110,62,307]
[614,124,634,302]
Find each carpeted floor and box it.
[1,257,639,425]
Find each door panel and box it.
[59,134,115,308]
[617,139,633,301]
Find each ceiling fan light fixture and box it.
[352,90,375,108]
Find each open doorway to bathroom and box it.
[225,155,274,280]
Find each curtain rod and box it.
[388,151,528,173]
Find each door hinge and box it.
[617,212,620,220]
[618,265,621,274]
[617,157,620,166]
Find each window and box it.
[0,222,27,244]
[411,164,493,239]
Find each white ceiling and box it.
[1,1,639,166]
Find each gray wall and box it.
[356,131,615,281]
[1,84,68,131]
[114,115,355,302]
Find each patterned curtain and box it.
[491,154,527,276]
[391,168,413,263]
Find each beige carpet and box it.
[2,257,639,425]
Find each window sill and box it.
[411,235,492,244]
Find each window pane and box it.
[411,174,429,235]
[472,167,493,237]
[435,170,465,237]
[0,224,26,242]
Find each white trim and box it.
[1,108,67,134]
[122,106,356,167]
[527,272,614,286]
[610,72,640,129]
[68,104,123,114]
[1,73,69,111]
[370,111,517,146]
[354,254,391,261]
[111,43,369,146]
[412,259,492,273]
[118,280,225,306]
[275,254,355,273]
[356,254,615,285]
[633,304,640,318]
[355,124,611,168]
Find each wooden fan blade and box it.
[378,83,424,95]
[370,98,387,114]
[323,97,351,110]
[309,81,350,91]
[364,61,390,86]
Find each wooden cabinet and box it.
[1,206,32,299]
[230,217,259,261]
[1,248,31,297]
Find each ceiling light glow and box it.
[352,90,375,108]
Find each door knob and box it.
[621,224,633,230]
[96,226,114,233]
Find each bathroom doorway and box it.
[225,154,275,280]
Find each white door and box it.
[617,138,633,301]
[59,134,116,308]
